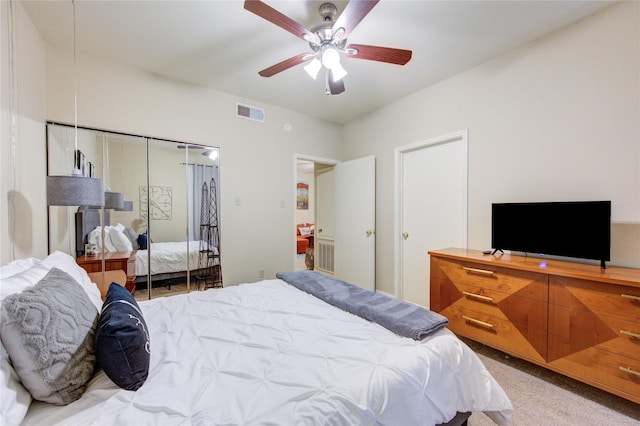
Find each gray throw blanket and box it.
[275,270,448,340]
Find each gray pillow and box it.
[123,227,139,250]
[0,267,98,405]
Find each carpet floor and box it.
[463,338,639,425]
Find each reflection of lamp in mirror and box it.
[115,200,133,212]
[47,0,103,207]
[104,191,124,210]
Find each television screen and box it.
[491,201,611,264]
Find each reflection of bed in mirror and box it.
[75,206,218,291]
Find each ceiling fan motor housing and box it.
[319,3,337,22]
[309,3,346,52]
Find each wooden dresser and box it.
[429,247,640,404]
[76,251,136,297]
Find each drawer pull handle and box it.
[462,315,494,329]
[621,294,640,302]
[462,291,494,303]
[620,330,640,339]
[462,267,495,276]
[619,366,640,377]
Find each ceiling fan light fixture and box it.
[304,58,322,80]
[321,45,340,69]
[331,62,348,82]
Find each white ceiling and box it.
[22,0,614,124]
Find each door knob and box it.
[318,228,323,233]
[366,229,375,237]
[402,232,409,240]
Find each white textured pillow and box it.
[87,228,103,252]
[0,258,39,280]
[109,228,133,252]
[0,268,98,405]
[1,342,31,426]
[0,262,50,302]
[87,227,118,253]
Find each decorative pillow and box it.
[41,251,102,312]
[137,233,148,250]
[87,226,118,253]
[123,227,139,250]
[299,226,312,236]
[95,283,150,391]
[0,252,101,422]
[0,268,98,405]
[109,228,133,252]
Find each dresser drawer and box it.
[548,344,640,403]
[550,304,640,361]
[432,277,548,332]
[550,276,640,322]
[443,303,547,363]
[431,257,548,301]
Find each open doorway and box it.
[294,155,337,271]
[295,160,315,271]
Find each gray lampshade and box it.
[104,191,125,210]
[47,175,104,207]
[115,200,133,212]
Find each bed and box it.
[1,251,513,425]
[75,207,219,289]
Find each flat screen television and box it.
[491,201,611,268]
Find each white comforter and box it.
[134,241,215,276]
[23,280,512,425]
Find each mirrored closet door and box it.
[46,123,221,300]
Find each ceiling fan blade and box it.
[244,0,314,42]
[333,0,379,38]
[346,44,412,65]
[258,53,310,77]
[327,70,346,95]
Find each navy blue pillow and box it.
[95,283,150,390]
[137,233,148,250]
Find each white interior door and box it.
[334,156,376,291]
[315,169,335,240]
[396,131,468,308]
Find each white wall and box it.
[1,1,47,262]
[43,46,342,285]
[343,2,640,294]
[4,1,638,293]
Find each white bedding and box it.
[23,279,512,425]
[134,241,216,276]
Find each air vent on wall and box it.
[316,240,335,275]
[236,103,265,123]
